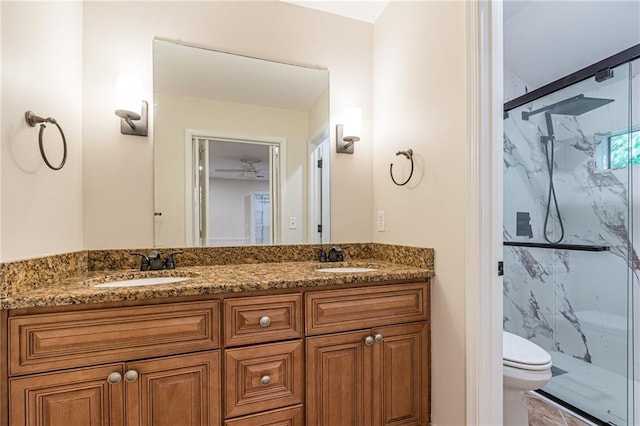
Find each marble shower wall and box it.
[503,63,640,380]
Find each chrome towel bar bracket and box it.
[25,111,67,171]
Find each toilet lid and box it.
[503,331,552,370]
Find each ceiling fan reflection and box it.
[214,158,266,179]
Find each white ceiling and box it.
[504,0,640,90]
[154,40,328,111]
[208,140,270,181]
[281,0,389,23]
[285,0,639,91]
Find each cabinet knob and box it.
[374,333,384,343]
[124,370,139,382]
[260,375,272,386]
[364,336,374,346]
[259,316,272,327]
[107,372,122,384]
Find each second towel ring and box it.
[390,148,414,186]
[25,111,67,171]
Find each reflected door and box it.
[190,137,279,247]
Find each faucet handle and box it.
[130,252,151,271]
[313,247,328,263]
[328,246,344,262]
[164,250,184,270]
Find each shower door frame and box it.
[502,43,640,425]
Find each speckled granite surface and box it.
[87,243,377,271]
[0,251,88,296]
[1,260,433,309]
[0,243,434,309]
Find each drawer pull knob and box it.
[107,372,122,384]
[364,336,374,346]
[259,316,272,327]
[124,370,139,382]
[374,333,384,343]
[260,375,272,386]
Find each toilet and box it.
[503,331,553,425]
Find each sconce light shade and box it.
[336,107,361,154]
[115,73,148,136]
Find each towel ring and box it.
[25,111,67,170]
[390,149,414,186]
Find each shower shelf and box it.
[503,242,610,252]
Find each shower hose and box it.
[543,137,565,243]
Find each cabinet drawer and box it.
[224,405,303,426]
[224,294,302,347]
[225,340,303,418]
[306,283,428,335]
[9,301,220,375]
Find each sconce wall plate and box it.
[336,124,358,154]
[116,100,148,136]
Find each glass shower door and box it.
[503,58,636,424]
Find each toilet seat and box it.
[503,331,552,371]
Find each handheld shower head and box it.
[522,93,614,245]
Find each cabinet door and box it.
[372,322,429,426]
[9,364,125,426]
[125,351,220,426]
[306,330,373,426]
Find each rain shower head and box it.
[521,94,614,121]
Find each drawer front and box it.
[224,405,303,426]
[10,301,220,375]
[225,340,303,418]
[305,283,428,335]
[225,294,302,347]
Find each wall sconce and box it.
[114,73,148,136]
[336,107,361,154]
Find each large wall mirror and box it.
[153,40,330,247]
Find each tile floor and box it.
[527,393,592,426]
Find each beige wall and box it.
[373,2,467,425]
[83,1,373,249]
[1,1,84,262]
[309,89,329,142]
[0,2,3,262]
[154,93,310,246]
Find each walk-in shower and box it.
[504,45,639,425]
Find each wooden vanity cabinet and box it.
[223,294,304,424]
[2,280,430,426]
[9,363,126,426]
[9,352,220,426]
[305,284,430,426]
[6,301,221,426]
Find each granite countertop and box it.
[0,260,434,310]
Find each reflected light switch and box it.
[289,217,297,230]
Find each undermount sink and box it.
[93,277,190,288]
[315,267,378,273]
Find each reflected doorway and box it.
[309,134,330,244]
[190,137,280,246]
